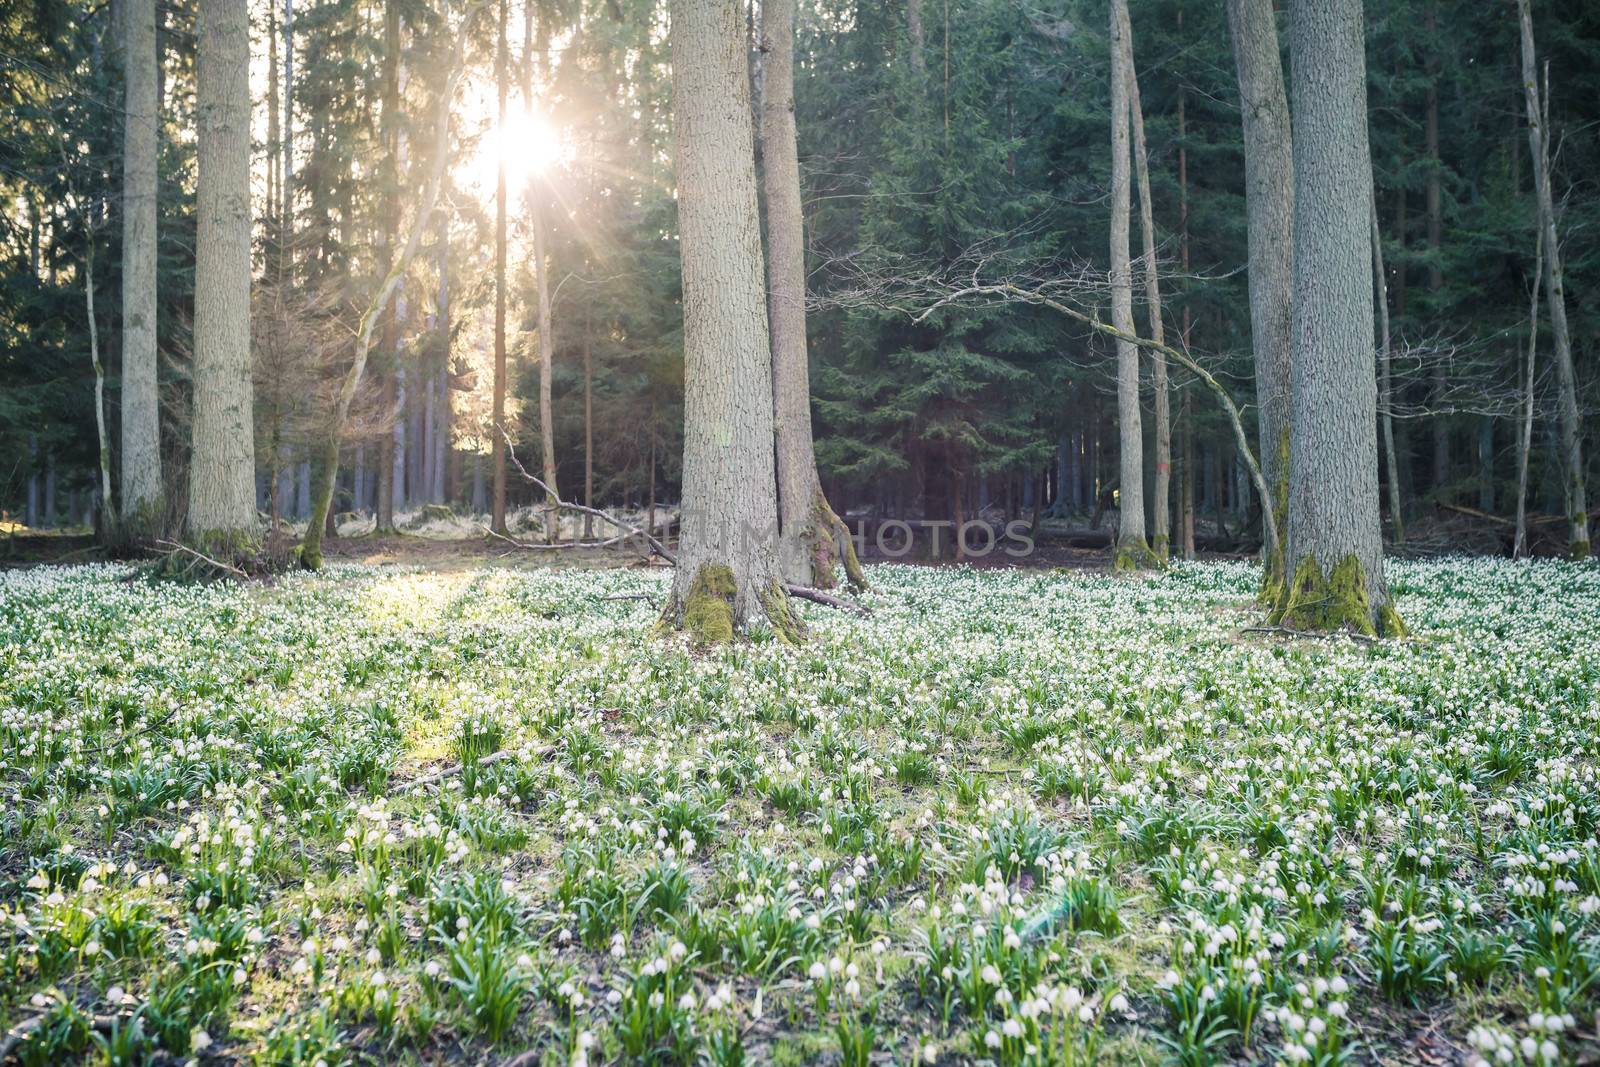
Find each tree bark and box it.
[1277,0,1398,636]
[1118,0,1170,561]
[1107,0,1152,568]
[1426,0,1449,498]
[1516,0,1589,558]
[663,0,798,643]
[1371,186,1405,544]
[1225,0,1292,593]
[87,241,113,521]
[490,0,509,535]
[761,0,862,589]
[120,0,162,526]
[531,193,558,541]
[188,0,257,549]
[1514,209,1543,559]
[525,0,558,543]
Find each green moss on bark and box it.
[758,579,805,646]
[1375,600,1407,639]
[806,491,867,592]
[681,564,737,645]
[1113,538,1163,572]
[1274,552,1404,638]
[1569,535,1591,561]
[1260,426,1290,604]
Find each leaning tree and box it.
[1273,0,1403,637]
[659,0,801,643]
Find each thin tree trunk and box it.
[1108,0,1151,567]
[1278,0,1397,635]
[1118,0,1169,562]
[761,0,862,589]
[490,0,509,535]
[1517,0,1589,558]
[531,193,557,541]
[1226,0,1293,593]
[583,322,593,538]
[1425,0,1450,499]
[906,0,923,72]
[1514,214,1543,559]
[120,0,161,526]
[281,0,293,280]
[663,0,797,642]
[86,242,114,519]
[1371,187,1405,544]
[188,0,257,549]
[525,1,558,543]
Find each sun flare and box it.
[467,108,569,193]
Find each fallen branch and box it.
[599,593,659,606]
[499,429,676,563]
[481,524,633,553]
[155,539,248,580]
[785,584,871,615]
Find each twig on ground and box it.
[154,539,248,580]
[599,593,659,606]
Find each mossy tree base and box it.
[1271,553,1405,638]
[1113,538,1164,572]
[664,563,806,648]
[1570,538,1591,561]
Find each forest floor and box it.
[1,558,1597,1066]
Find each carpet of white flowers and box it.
[2,560,1598,1067]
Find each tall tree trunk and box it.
[188,0,257,549]
[1108,0,1152,569]
[490,0,510,535]
[760,0,863,589]
[1517,0,1588,558]
[1177,49,1195,561]
[1425,0,1450,499]
[281,0,293,280]
[525,0,558,543]
[906,0,923,72]
[1276,0,1399,636]
[120,0,161,527]
[1371,188,1405,544]
[583,321,593,538]
[1514,213,1543,559]
[87,241,114,521]
[1225,0,1292,596]
[662,0,798,643]
[531,194,558,541]
[436,212,451,505]
[1118,0,1169,562]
